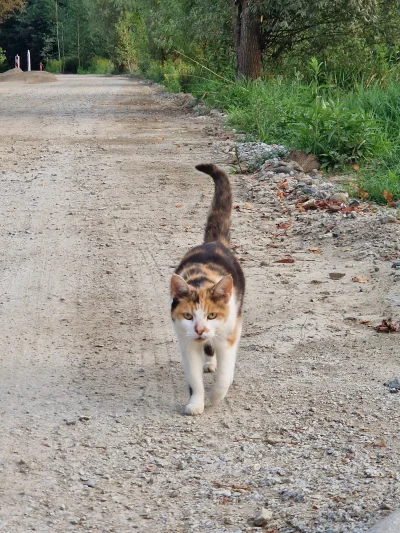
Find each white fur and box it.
[173,294,241,415]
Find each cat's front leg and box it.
[179,340,205,415]
[209,340,239,406]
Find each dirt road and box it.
[0,75,399,533]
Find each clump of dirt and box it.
[0,68,57,84]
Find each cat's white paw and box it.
[184,402,204,416]
[209,386,229,406]
[203,361,217,373]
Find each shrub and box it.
[77,57,114,75]
[45,58,62,73]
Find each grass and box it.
[45,57,114,75]
[141,58,400,204]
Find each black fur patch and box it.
[189,386,193,398]
[171,298,180,312]
[187,276,213,288]
[204,344,214,357]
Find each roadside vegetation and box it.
[1,0,400,203]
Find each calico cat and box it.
[170,164,245,415]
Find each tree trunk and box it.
[55,0,61,63]
[77,19,80,69]
[234,0,262,80]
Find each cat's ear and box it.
[212,275,233,303]
[171,274,190,299]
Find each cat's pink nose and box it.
[194,325,205,336]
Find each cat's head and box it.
[170,274,232,342]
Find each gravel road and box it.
[0,74,399,533]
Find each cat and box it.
[170,163,245,415]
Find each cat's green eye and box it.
[207,312,217,320]
[183,312,193,320]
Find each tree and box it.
[233,0,378,79]
[0,0,57,69]
[234,0,261,79]
[0,0,24,22]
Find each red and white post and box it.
[15,55,20,69]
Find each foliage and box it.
[0,0,24,21]
[0,0,57,69]
[0,0,399,201]
[77,56,113,74]
[45,58,62,72]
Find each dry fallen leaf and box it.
[309,247,322,254]
[352,276,369,283]
[344,247,351,252]
[185,227,190,232]
[383,189,395,207]
[274,258,295,264]
[376,319,400,333]
[352,163,360,171]
[176,203,182,208]
[243,202,253,209]
[383,189,393,202]
[278,222,292,229]
[359,188,369,199]
[360,319,371,325]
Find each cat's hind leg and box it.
[203,343,217,373]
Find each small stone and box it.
[329,272,345,280]
[302,186,319,196]
[364,468,379,478]
[169,490,179,498]
[381,215,397,224]
[385,378,400,391]
[273,166,291,174]
[253,507,273,527]
[213,489,231,498]
[380,503,393,510]
[85,479,96,488]
[310,170,322,178]
[65,417,78,425]
[392,261,400,269]
[330,192,348,203]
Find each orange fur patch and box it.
[171,285,230,322]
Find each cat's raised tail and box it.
[195,163,232,248]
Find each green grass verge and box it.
[140,58,400,204]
